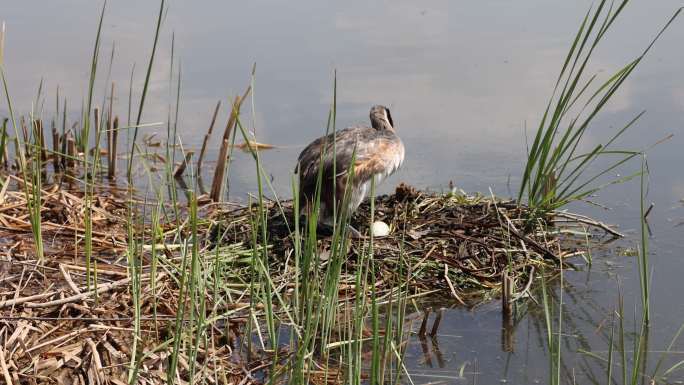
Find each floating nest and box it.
[0,179,616,384]
[210,183,608,305]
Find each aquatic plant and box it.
[519,0,681,217]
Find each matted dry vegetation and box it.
[0,176,616,384]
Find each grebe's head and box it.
[370,105,394,131]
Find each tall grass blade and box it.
[127,0,165,181]
[83,0,106,292]
[638,156,650,324]
[0,26,44,260]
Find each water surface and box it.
[3,1,684,383]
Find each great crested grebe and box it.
[296,105,404,235]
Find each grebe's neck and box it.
[370,107,395,132]
[371,119,394,131]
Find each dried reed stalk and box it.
[107,83,115,179]
[20,117,30,159]
[110,116,118,178]
[209,86,251,202]
[210,139,229,201]
[173,151,193,178]
[0,118,7,169]
[94,107,100,139]
[429,308,443,337]
[197,100,221,174]
[418,308,431,337]
[35,119,47,162]
[66,135,76,170]
[51,120,60,171]
[501,270,514,352]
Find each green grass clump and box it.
[519,0,681,217]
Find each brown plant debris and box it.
[210,182,607,305]
[0,176,615,384]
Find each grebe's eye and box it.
[385,108,394,128]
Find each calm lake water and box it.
[3,1,684,383]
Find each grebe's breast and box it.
[351,127,404,184]
[344,127,403,213]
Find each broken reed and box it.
[196,100,221,173]
[107,83,119,179]
[209,85,251,202]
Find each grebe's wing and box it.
[295,127,359,182]
[296,127,402,186]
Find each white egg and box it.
[371,221,390,237]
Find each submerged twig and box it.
[553,211,625,238]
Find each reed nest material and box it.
[210,183,604,303]
[0,175,129,253]
[0,272,271,385]
[0,179,614,384]
[0,181,281,384]
[0,179,338,385]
